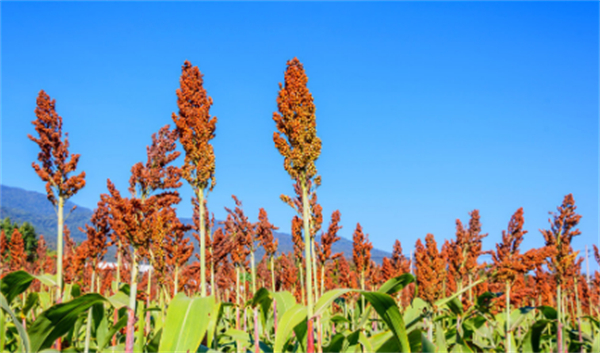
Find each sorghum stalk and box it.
[83,270,96,353]
[57,196,64,302]
[125,253,139,353]
[301,182,315,352]
[506,281,511,353]
[198,190,207,297]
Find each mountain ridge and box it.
[0,184,391,263]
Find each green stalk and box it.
[299,262,305,305]
[145,266,152,335]
[506,281,511,353]
[271,256,276,292]
[320,266,325,297]
[84,269,96,353]
[468,274,473,305]
[557,283,563,353]
[301,182,313,317]
[236,266,241,353]
[57,196,64,302]
[0,310,6,353]
[116,241,122,293]
[251,247,257,294]
[125,252,139,353]
[312,240,319,300]
[197,189,207,297]
[174,264,179,296]
[361,270,366,315]
[211,256,216,298]
[301,181,315,352]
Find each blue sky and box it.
[1,2,598,267]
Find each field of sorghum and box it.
[0,58,598,353]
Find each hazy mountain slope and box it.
[0,185,92,247]
[0,185,391,263]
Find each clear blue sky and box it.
[1,2,598,267]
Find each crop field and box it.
[0,55,598,353]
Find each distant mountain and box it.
[0,185,391,263]
[0,185,92,247]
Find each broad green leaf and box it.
[0,292,31,353]
[97,312,127,352]
[146,328,162,353]
[158,293,214,353]
[407,328,422,353]
[273,304,307,353]
[435,321,448,353]
[107,291,129,309]
[509,306,535,332]
[369,330,394,352]
[331,314,350,324]
[28,293,106,352]
[0,270,34,304]
[593,331,600,353]
[92,303,107,353]
[206,302,231,349]
[524,319,553,353]
[434,277,485,309]
[404,298,428,330]
[445,297,463,317]
[23,292,40,317]
[324,332,346,353]
[273,291,296,325]
[293,318,308,353]
[361,292,410,352]
[344,329,361,353]
[377,274,415,295]
[250,287,271,308]
[358,331,373,352]
[34,274,58,289]
[421,332,436,353]
[221,328,251,346]
[537,306,558,320]
[313,289,353,319]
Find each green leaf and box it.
[34,274,58,289]
[23,292,40,317]
[250,287,272,308]
[358,331,373,352]
[273,291,296,325]
[0,292,31,353]
[593,331,600,353]
[407,329,422,353]
[361,292,410,352]
[158,293,215,353]
[97,312,128,352]
[377,274,415,295]
[537,306,558,320]
[369,330,394,352]
[435,321,448,353]
[445,297,463,317]
[509,306,535,332]
[0,270,34,304]
[106,291,129,309]
[324,333,346,353]
[273,304,307,353]
[523,319,553,353]
[313,289,353,319]
[206,302,231,349]
[28,293,107,353]
[331,314,350,324]
[434,277,485,309]
[147,328,162,353]
[403,298,428,330]
[421,332,437,353]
